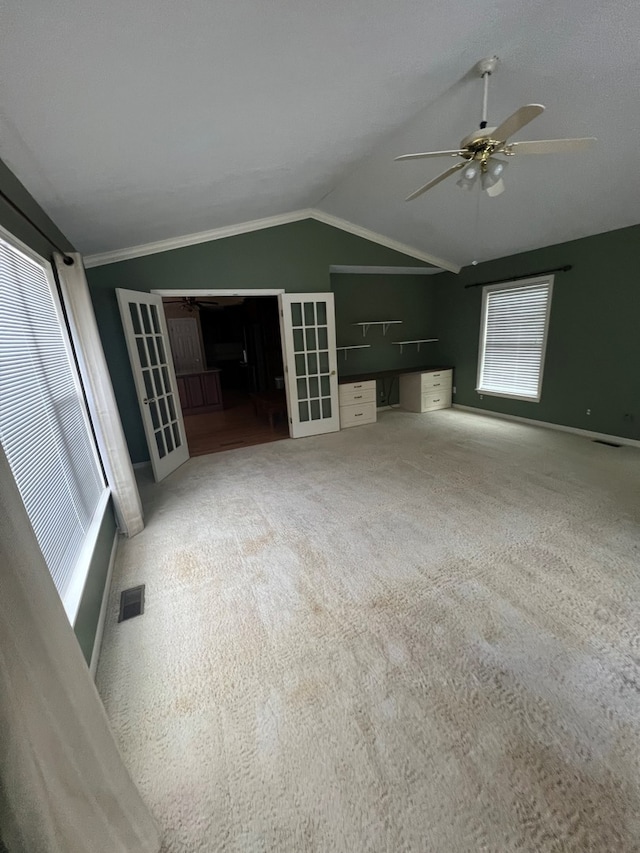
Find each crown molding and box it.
[309,210,459,273]
[84,207,460,272]
[329,265,442,275]
[83,210,311,268]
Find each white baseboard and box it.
[132,460,151,470]
[89,530,119,679]
[452,404,640,448]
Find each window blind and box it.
[477,278,552,401]
[0,235,106,607]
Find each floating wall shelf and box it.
[392,339,438,354]
[353,321,403,338]
[336,344,371,361]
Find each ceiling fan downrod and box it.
[477,56,499,130]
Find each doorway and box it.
[162,294,289,456]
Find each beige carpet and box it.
[97,409,640,853]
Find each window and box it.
[0,230,108,621]
[477,276,553,402]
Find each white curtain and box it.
[54,252,144,537]
[0,444,161,853]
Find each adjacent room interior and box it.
[1,4,640,853]
[163,294,288,455]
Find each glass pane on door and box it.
[288,298,332,423]
[131,305,183,451]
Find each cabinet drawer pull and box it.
[355,412,363,417]
[354,394,362,399]
[433,383,440,387]
[433,398,440,403]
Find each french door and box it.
[279,293,340,438]
[116,289,189,481]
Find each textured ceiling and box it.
[1,0,639,267]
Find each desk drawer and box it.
[421,370,453,392]
[339,401,377,428]
[339,379,376,396]
[338,386,376,405]
[421,390,451,411]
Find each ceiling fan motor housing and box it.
[459,128,506,167]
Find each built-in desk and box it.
[338,366,454,414]
[176,368,223,414]
[338,365,453,385]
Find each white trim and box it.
[83,209,460,273]
[452,404,640,449]
[66,488,112,623]
[330,265,442,275]
[476,274,554,404]
[132,460,152,470]
[153,288,284,297]
[0,222,55,267]
[84,210,310,268]
[89,528,119,678]
[309,210,460,272]
[54,252,144,538]
[0,229,108,500]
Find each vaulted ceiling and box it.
[1,0,639,268]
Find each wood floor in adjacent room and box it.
[97,409,640,853]
[183,391,289,457]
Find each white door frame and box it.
[153,289,285,297]
[152,288,290,431]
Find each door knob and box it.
[330,370,336,376]
[143,397,156,404]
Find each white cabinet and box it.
[399,369,453,413]
[339,379,377,428]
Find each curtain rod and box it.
[0,188,74,264]
[464,265,572,289]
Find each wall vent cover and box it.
[592,439,621,447]
[118,585,145,622]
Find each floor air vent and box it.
[592,439,621,447]
[118,585,145,622]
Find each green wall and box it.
[0,157,117,664]
[87,219,437,461]
[0,158,74,257]
[333,272,440,404]
[434,224,640,441]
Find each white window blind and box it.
[0,233,107,615]
[477,276,553,402]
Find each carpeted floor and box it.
[96,409,640,853]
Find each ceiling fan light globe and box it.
[481,158,507,194]
[484,176,506,196]
[456,162,480,191]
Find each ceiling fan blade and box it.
[507,137,597,155]
[405,162,466,201]
[493,104,545,142]
[395,150,464,162]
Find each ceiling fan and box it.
[395,57,596,200]
[163,296,220,312]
